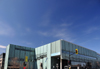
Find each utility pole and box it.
[68,49,78,65]
[69,50,70,65]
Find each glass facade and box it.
[61,40,98,68]
[4,44,35,69]
[97,54,100,62]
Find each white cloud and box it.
[52,29,76,42]
[26,28,31,32]
[40,9,53,26]
[85,27,99,34]
[22,41,33,45]
[94,37,100,40]
[0,22,15,36]
[60,23,73,27]
[0,45,6,48]
[38,32,48,36]
[0,48,6,54]
[39,14,76,42]
[39,28,76,42]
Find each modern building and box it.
[4,39,100,69]
[0,53,5,69]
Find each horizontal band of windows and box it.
[15,48,34,52]
[8,58,35,61]
[62,50,97,59]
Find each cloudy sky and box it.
[0,0,100,54]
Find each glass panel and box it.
[85,49,87,55]
[92,51,94,57]
[21,46,26,49]
[94,52,96,57]
[62,53,66,59]
[64,41,66,50]
[85,57,87,62]
[91,51,93,57]
[83,48,85,55]
[75,45,78,49]
[25,47,31,50]
[72,44,75,53]
[90,50,91,56]
[88,50,90,56]
[15,50,20,58]
[73,55,75,59]
[87,50,89,56]
[81,47,83,55]
[20,51,25,59]
[81,56,84,61]
[62,40,65,50]
[66,54,69,59]
[79,46,82,54]
[85,48,87,55]
[76,55,79,62]
[93,51,94,57]
[65,42,69,51]
[15,45,20,49]
[70,43,73,52]
[87,49,89,56]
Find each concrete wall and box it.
[51,40,61,54]
[4,45,10,69]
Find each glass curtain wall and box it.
[61,40,97,68]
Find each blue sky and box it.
[0,0,100,54]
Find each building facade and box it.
[4,44,35,69]
[0,53,5,69]
[4,39,100,69]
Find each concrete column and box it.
[47,44,51,69]
[77,66,79,69]
[60,58,62,69]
